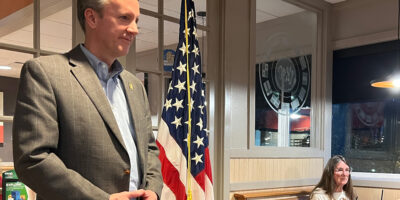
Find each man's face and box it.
[95,0,140,59]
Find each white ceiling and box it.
[0,0,344,78]
[256,0,304,23]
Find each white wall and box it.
[332,0,397,49]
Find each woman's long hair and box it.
[312,155,355,200]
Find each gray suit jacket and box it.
[12,46,163,200]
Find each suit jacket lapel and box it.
[119,72,146,172]
[67,46,127,151]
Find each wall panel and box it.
[354,187,400,200]
[230,158,323,183]
[224,0,251,150]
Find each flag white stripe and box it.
[190,174,205,199]
[205,175,214,200]
[160,183,177,200]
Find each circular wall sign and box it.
[258,55,310,115]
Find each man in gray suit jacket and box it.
[12,0,162,199]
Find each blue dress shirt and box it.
[80,44,140,194]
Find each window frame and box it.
[245,0,329,159]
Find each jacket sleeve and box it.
[12,60,110,200]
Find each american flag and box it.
[156,0,214,199]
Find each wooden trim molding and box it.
[0,115,13,123]
[233,186,313,200]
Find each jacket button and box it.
[124,169,130,175]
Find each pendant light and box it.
[370,0,400,88]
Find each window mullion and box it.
[33,0,40,57]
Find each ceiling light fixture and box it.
[371,0,400,88]
[0,66,11,70]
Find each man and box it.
[12,0,162,199]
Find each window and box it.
[140,0,157,13]
[40,1,72,53]
[332,40,400,174]
[254,0,316,147]
[0,59,30,163]
[0,1,68,163]
[0,2,33,48]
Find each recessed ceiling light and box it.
[0,66,11,70]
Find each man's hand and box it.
[109,189,157,200]
[109,190,145,200]
[141,190,158,200]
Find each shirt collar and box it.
[80,44,123,82]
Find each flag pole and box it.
[184,0,193,199]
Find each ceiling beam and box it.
[0,0,33,20]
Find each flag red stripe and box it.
[157,141,187,200]
[194,170,205,191]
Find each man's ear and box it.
[84,8,98,30]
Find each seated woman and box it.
[310,155,356,200]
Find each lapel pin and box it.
[129,83,133,90]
